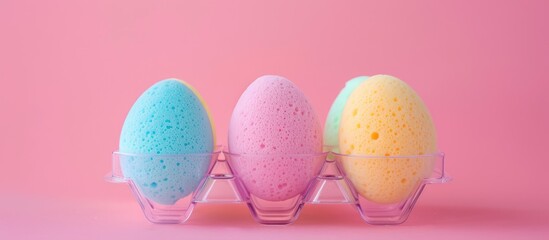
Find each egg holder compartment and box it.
[106,149,450,225]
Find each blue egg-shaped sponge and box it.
[119,79,215,205]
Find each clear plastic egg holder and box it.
[106,147,450,225]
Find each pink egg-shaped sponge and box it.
[228,75,323,201]
[229,75,322,154]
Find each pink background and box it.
[1,0,548,239]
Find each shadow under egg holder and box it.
[106,146,450,225]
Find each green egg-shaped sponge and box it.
[323,76,368,151]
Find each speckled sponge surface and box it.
[228,75,322,155]
[119,79,214,205]
[228,75,323,201]
[339,75,437,204]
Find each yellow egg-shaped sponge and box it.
[339,74,437,204]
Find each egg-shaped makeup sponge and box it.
[339,75,437,204]
[119,79,215,205]
[228,75,322,155]
[228,75,323,201]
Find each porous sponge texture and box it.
[230,155,324,201]
[119,79,214,154]
[229,75,322,155]
[119,79,214,205]
[339,75,436,204]
[120,154,211,205]
[228,75,323,201]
